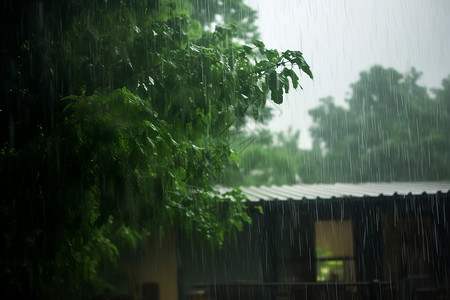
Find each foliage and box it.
[218,129,318,186]
[0,0,312,298]
[188,0,261,42]
[309,65,450,182]
[219,66,450,187]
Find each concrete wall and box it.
[120,229,178,300]
[140,229,178,300]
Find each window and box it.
[315,220,355,282]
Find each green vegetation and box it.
[0,0,312,298]
[219,129,318,186]
[219,66,450,186]
[309,66,450,182]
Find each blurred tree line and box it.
[219,129,318,186]
[0,0,312,298]
[219,65,450,186]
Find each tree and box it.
[189,0,260,42]
[0,0,312,298]
[309,65,450,183]
[218,129,319,186]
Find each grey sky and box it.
[244,0,450,148]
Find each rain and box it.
[1,0,449,299]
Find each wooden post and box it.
[370,280,381,300]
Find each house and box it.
[125,182,450,300]
[178,182,450,300]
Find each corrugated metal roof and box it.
[237,182,450,202]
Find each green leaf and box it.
[230,151,239,167]
[252,40,265,49]
[242,45,253,54]
[61,95,78,101]
[268,71,283,104]
[256,205,264,214]
[252,40,266,54]
[265,49,279,61]
[301,64,314,79]
[289,69,299,89]
[63,102,74,113]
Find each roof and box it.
[236,182,450,202]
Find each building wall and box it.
[140,229,178,300]
[178,194,450,299]
[178,220,265,300]
[120,229,178,300]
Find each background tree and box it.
[218,129,319,186]
[189,0,260,42]
[218,66,450,188]
[0,0,312,298]
[309,65,450,182]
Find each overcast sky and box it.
[243,0,450,148]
